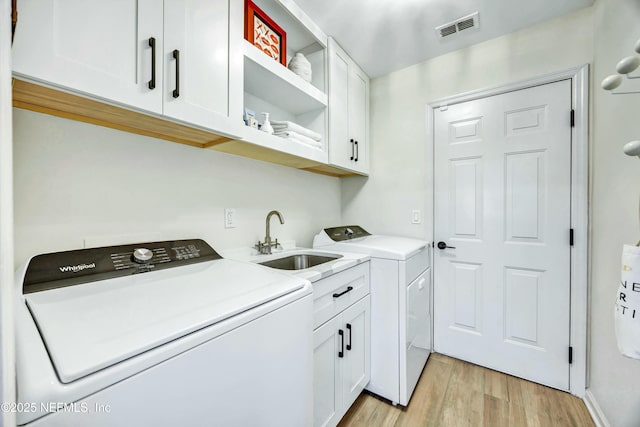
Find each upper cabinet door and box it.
[163,0,231,131]
[12,0,163,114]
[328,45,350,170]
[348,67,369,174]
[327,37,369,175]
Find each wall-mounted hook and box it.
[624,140,640,158]
[601,38,640,94]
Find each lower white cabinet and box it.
[314,295,370,427]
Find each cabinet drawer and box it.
[313,262,370,329]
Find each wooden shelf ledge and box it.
[12,79,357,178]
[12,79,232,148]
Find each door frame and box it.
[425,64,589,397]
[1,0,17,424]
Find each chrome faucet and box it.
[255,210,285,254]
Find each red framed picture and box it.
[245,0,287,66]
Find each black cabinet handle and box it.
[350,139,354,160]
[172,49,180,98]
[437,241,456,250]
[355,140,359,162]
[148,37,156,90]
[346,323,352,351]
[333,286,353,299]
[338,329,344,358]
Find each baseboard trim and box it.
[583,390,611,427]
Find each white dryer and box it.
[15,239,313,426]
[314,226,431,406]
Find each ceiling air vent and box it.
[439,24,457,38]
[436,12,480,38]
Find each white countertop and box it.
[221,242,370,283]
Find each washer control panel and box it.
[23,239,221,294]
[324,225,371,241]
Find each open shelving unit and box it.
[243,41,326,114]
[225,0,331,166]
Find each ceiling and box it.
[293,0,595,78]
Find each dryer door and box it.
[402,268,431,404]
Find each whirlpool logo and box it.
[59,263,96,273]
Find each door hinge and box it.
[570,228,574,246]
[12,0,18,44]
[569,346,573,364]
[570,109,575,127]
[431,241,435,248]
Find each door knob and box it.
[437,241,456,250]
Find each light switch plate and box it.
[412,210,421,224]
[224,208,237,228]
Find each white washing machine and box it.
[314,226,431,406]
[15,239,313,426]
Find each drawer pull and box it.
[172,49,180,98]
[418,278,426,290]
[338,329,344,358]
[333,286,353,299]
[148,37,156,90]
[346,323,352,351]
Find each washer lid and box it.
[327,235,428,260]
[25,259,307,384]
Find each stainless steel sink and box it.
[258,253,343,270]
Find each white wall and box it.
[589,0,640,426]
[341,7,594,241]
[13,109,341,267]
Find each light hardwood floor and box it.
[338,353,595,427]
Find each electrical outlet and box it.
[412,210,421,224]
[224,208,237,228]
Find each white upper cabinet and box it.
[348,68,368,171]
[12,0,240,136]
[328,37,370,175]
[163,0,234,130]
[13,0,163,114]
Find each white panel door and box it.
[12,0,163,113]
[163,0,229,129]
[434,80,572,390]
[313,315,342,427]
[341,296,370,410]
